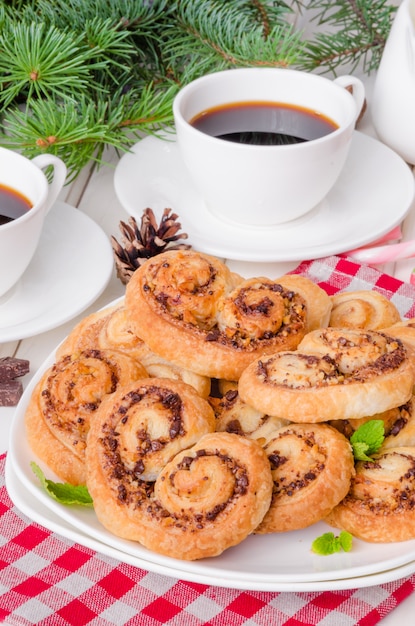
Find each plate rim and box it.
[8,295,415,590]
[7,455,415,592]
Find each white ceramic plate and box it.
[7,308,415,592]
[6,455,415,592]
[0,202,113,341]
[114,131,415,262]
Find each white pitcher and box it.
[372,0,415,164]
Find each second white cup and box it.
[0,148,67,298]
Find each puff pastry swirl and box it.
[274,274,332,332]
[326,447,415,542]
[57,302,210,398]
[238,330,414,422]
[25,349,147,485]
[297,328,405,373]
[381,318,415,354]
[125,250,308,380]
[86,377,216,482]
[211,388,290,444]
[86,429,273,560]
[256,423,354,533]
[330,395,415,450]
[329,290,401,331]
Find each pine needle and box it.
[0,0,398,181]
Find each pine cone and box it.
[111,208,191,285]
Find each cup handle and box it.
[31,154,67,214]
[334,75,366,125]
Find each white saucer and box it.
[114,132,415,262]
[0,202,113,342]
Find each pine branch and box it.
[163,0,303,80]
[14,0,173,33]
[296,0,397,74]
[0,0,398,181]
[0,22,108,109]
[0,81,178,182]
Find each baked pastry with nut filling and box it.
[125,250,308,380]
[238,329,415,422]
[326,446,415,542]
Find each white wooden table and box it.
[1,73,415,623]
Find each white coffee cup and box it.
[0,148,67,298]
[173,68,365,226]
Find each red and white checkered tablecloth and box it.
[290,256,415,319]
[3,256,415,626]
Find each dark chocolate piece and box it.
[0,357,30,382]
[0,380,23,406]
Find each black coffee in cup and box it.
[190,101,339,145]
[0,184,32,225]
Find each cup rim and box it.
[173,67,356,150]
[0,152,49,230]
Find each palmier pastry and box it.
[328,290,401,331]
[137,352,211,398]
[211,388,290,444]
[87,377,216,482]
[56,303,127,358]
[330,395,415,449]
[25,349,147,485]
[238,330,414,422]
[86,429,273,560]
[326,447,415,542]
[127,249,239,328]
[380,396,415,450]
[275,274,332,331]
[125,250,307,380]
[217,379,238,395]
[256,423,354,533]
[298,328,400,370]
[381,318,415,353]
[57,302,210,398]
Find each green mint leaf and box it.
[31,462,93,506]
[351,440,373,462]
[312,532,338,555]
[311,531,353,555]
[350,419,385,461]
[339,530,353,552]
